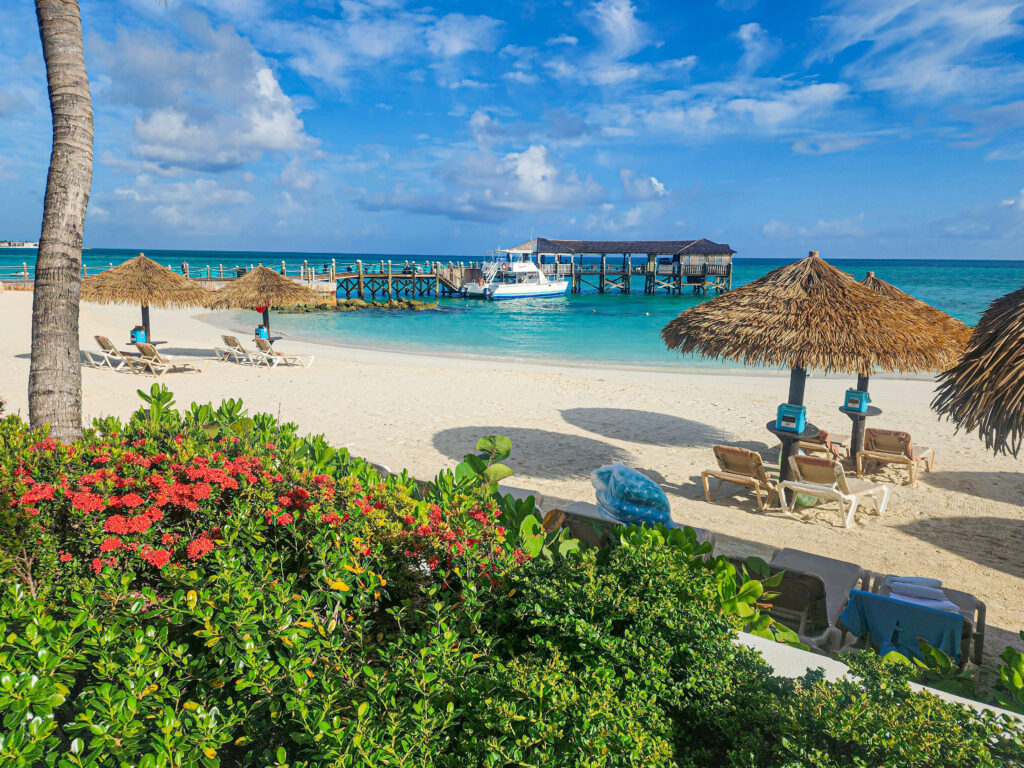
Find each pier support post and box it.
[599,254,606,293]
[625,254,632,293]
[219,264,224,278]
[357,260,364,300]
[645,254,655,294]
[387,260,393,300]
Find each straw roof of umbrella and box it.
[661,253,964,375]
[932,286,1024,456]
[860,271,971,348]
[210,265,320,309]
[81,254,211,308]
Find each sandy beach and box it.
[3,289,1023,659]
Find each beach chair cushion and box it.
[714,445,772,485]
[864,428,917,459]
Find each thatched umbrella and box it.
[661,252,962,481]
[851,271,971,449]
[210,265,319,336]
[81,253,211,340]
[932,286,1024,456]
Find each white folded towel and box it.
[886,592,962,615]
[885,575,942,589]
[890,581,947,602]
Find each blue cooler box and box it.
[255,326,269,340]
[130,327,147,344]
[844,389,871,412]
[776,403,807,434]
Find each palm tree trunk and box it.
[29,0,93,443]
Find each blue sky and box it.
[2,0,1024,258]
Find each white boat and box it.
[461,255,569,300]
[0,240,38,249]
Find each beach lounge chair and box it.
[254,337,315,368]
[729,547,870,651]
[839,589,973,669]
[85,336,138,373]
[778,454,890,528]
[215,335,265,366]
[558,500,717,554]
[701,445,778,511]
[872,576,986,667]
[797,428,848,459]
[856,428,935,486]
[134,342,205,377]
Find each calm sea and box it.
[3,248,1020,369]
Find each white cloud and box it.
[601,80,850,140]
[359,144,604,221]
[727,83,849,129]
[425,13,502,58]
[763,213,866,238]
[94,15,313,173]
[811,0,1024,100]
[620,168,667,200]
[735,22,781,74]
[503,71,540,84]
[546,34,579,46]
[585,0,651,60]
[112,176,254,232]
[279,157,316,190]
[792,135,874,154]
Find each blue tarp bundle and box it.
[591,462,671,527]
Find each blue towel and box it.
[839,589,962,662]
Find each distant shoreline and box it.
[199,308,937,382]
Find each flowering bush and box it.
[0,389,1021,767]
[0,386,512,607]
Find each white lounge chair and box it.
[84,335,138,373]
[778,454,890,528]
[254,337,314,368]
[215,335,265,366]
[134,343,206,377]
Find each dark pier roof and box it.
[505,237,735,256]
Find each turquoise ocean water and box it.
[3,248,1022,369]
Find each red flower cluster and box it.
[186,535,214,561]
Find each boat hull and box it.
[462,281,569,300]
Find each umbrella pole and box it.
[779,366,807,484]
[850,373,871,460]
[141,304,150,342]
[262,308,271,336]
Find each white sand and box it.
[2,290,1022,658]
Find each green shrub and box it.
[1,390,1022,767]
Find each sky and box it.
[2,0,1024,258]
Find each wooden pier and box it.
[1,237,735,301]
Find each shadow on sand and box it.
[897,516,1024,578]
[919,471,1024,508]
[560,407,731,448]
[432,426,631,480]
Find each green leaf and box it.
[476,435,512,462]
[481,463,514,484]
